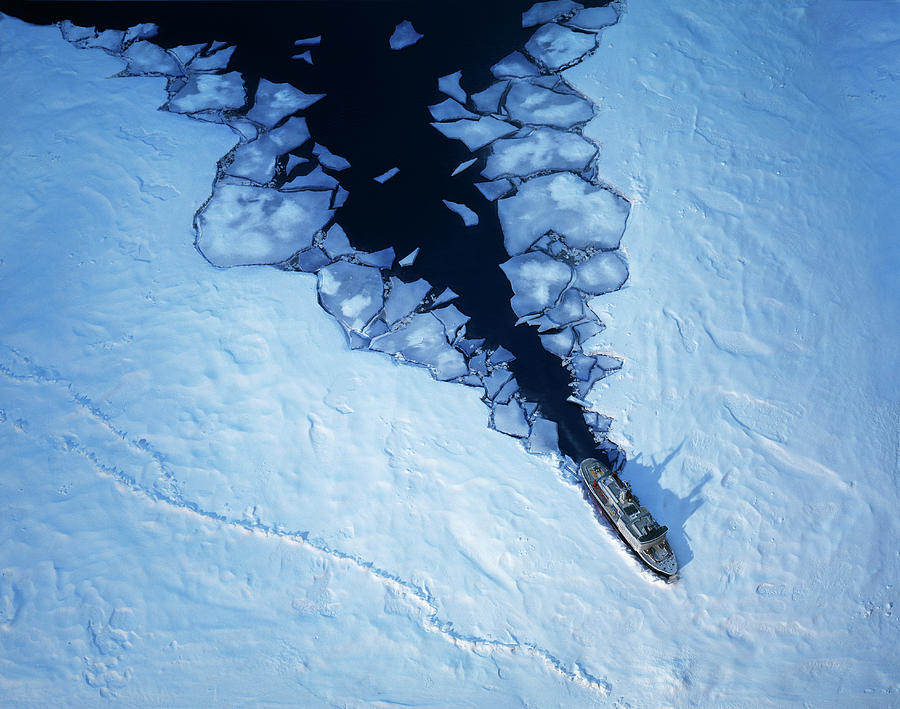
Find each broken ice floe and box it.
[385,277,431,325]
[525,23,597,72]
[501,252,572,318]
[371,313,468,381]
[247,79,324,128]
[122,41,182,76]
[313,143,351,171]
[431,116,517,151]
[566,6,618,30]
[398,248,419,267]
[504,81,595,128]
[226,116,311,183]
[196,184,333,267]
[373,167,400,183]
[522,0,584,27]
[442,200,479,227]
[292,51,314,64]
[482,127,597,180]
[475,179,515,202]
[472,81,509,114]
[294,36,322,47]
[451,158,478,177]
[428,98,478,122]
[168,72,245,113]
[389,20,424,50]
[574,251,629,295]
[438,70,467,104]
[491,51,540,79]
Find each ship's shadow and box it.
[621,441,708,571]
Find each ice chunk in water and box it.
[292,51,314,64]
[575,251,628,295]
[318,261,385,333]
[385,277,431,325]
[484,369,513,399]
[498,172,629,255]
[472,81,509,114]
[504,81,594,128]
[482,127,596,179]
[60,20,96,43]
[493,400,529,438]
[428,98,478,121]
[442,200,479,227]
[431,117,517,151]
[227,116,311,183]
[494,377,519,405]
[294,36,322,47]
[490,346,516,365]
[189,45,236,72]
[197,184,334,267]
[475,179,515,202]
[432,287,459,307]
[399,248,419,267]
[374,167,400,183]
[313,143,350,171]
[283,165,338,191]
[491,51,540,79]
[567,6,618,30]
[522,0,584,27]
[247,79,324,128]
[83,29,125,52]
[286,154,308,174]
[451,158,478,176]
[370,313,468,380]
[389,20,424,50]
[124,23,158,45]
[433,305,470,341]
[322,223,355,258]
[526,23,597,71]
[527,417,559,454]
[171,43,206,66]
[500,252,572,318]
[357,247,395,269]
[122,41,181,76]
[438,70,466,103]
[296,247,332,272]
[168,72,245,113]
[456,338,484,357]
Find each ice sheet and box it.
[317,261,385,333]
[431,116,517,151]
[472,81,509,114]
[389,20,424,50]
[500,251,572,317]
[168,72,245,113]
[525,23,597,71]
[247,79,324,128]
[504,80,594,127]
[482,126,597,179]
[197,184,334,266]
[497,172,629,255]
[442,199,479,226]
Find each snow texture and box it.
[226,116,311,183]
[389,20,423,50]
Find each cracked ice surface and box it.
[168,72,245,113]
[504,80,595,128]
[500,251,572,318]
[317,261,384,333]
[431,116,517,151]
[226,116,311,183]
[522,0,584,27]
[498,172,629,255]
[197,184,334,267]
[370,313,468,381]
[525,22,597,72]
[482,126,597,179]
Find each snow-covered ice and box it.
[389,20,423,50]
[246,78,324,128]
[196,183,334,266]
[481,126,597,179]
[226,115,311,182]
[317,261,384,333]
[504,79,595,127]
[442,199,479,226]
[525,22,597,71]
[167,71,245,113]
[522,0,584,27]
[431,115,517,151]
[500,251,572,318]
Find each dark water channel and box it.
[3,0,612,463]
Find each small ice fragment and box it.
[209,40,227,51]
[489,346,515,365]
[472,81,509,114]
[247,79,324,128]
[431,116,517,151]
[522,0,584,27]
[197,184,334,267]
[389,20,424,50]
[498,172,629,255]
[504,81,594,128]
[294,36,322,46]
[296,247,332,272]
[442,200,479,227]
[539,327,575,358]
[399,248,419,267]
[567,6,618,30]
[292,50,314,64]
[385,277,431,325]
[370,313,468,380]
[318,261,385,333]
[500,252,572,318]
[122,41,182,76]
[432,305,470,342]
[124,23,158,45]
[482,127,597,179]
[286,154,309,174]
[333,187,349,208]
[171,43,207,66]
[357,247,395,269]
[525,23,597,71]
[374,167,400,183]
[492,400,529,438]
[322,223,355,258]
[168,72,245,113]
[432,287,459,307]
[283,165,338,190]
[189,45,237,72]
[457,338,485,356]
[574,251,629,295]
[438,70,467,103]
[475,179,514,202]
[313,143,351,171]
[428,98,478,121]
[451,158,477,176]
[60,20,96,43]
[491,51,540,79]
[527,417,559,454]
